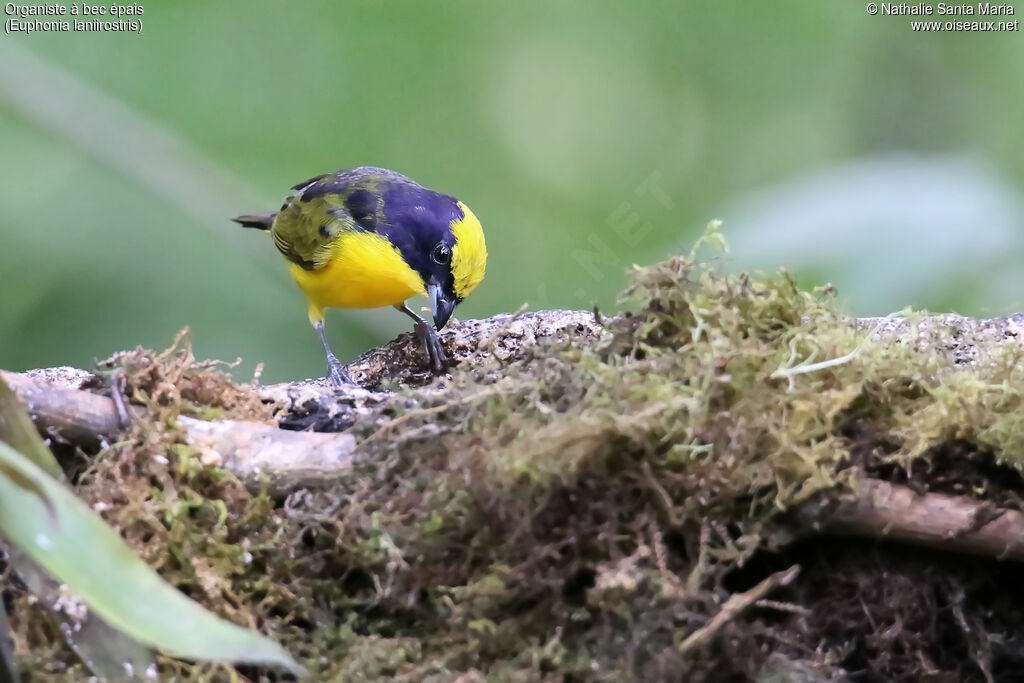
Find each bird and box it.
[233,167,487,385]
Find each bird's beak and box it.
[428,281,456,330]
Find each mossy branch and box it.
[0,369,359,496]
[0,310,605,496]
[11,225,1024,680]
[15,228,1024,681]
[7,309,1024,563]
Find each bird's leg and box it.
[314,319,354,386]
[394,302,448,373]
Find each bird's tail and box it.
[232,212,278,230]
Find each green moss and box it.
[12,224,1024,680]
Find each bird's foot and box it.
[414,320,449,374]
[326,355,355,387]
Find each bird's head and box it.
[425,200,487,329]
[382,188,487,330]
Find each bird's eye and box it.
[432,243,452,265]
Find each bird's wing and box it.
[269,175,362,270]
[270,169,420,269]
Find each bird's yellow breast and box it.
[289,231,426,322]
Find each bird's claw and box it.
[326,356,355,387]
[414,320,448,374]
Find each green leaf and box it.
[0,458,55,521]
[0,379,59,518]
[12,547,156,682]
[0,375,157,679]
[0,441,303,675]
[0,376,61,478]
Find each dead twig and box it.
[109,371,132,429]
[753,599,812,616]
[801,478,1024,562]
[678,565,801,654]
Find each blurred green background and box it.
[2,1,1022,382]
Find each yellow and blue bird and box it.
[234,167,487,385]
